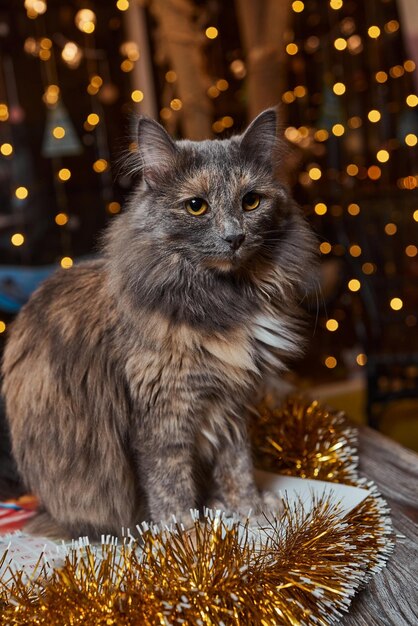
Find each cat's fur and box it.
[2,109,315,538]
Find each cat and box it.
[1,108,316,539]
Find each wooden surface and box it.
[342,427,418,626]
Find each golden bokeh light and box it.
[326,319,339,332]
[15,187,28,200]
[347,203,360,216]
[11,233,25,247]
[368,26,381,38]
[58,168,71,181]
[324,356,337,369]
[319,242,332,254]
[131,90,144,103]
[205,27,218,39]
[368,109,381,122]
[384,223,397,236]
[55,213,69,226]
[390,298,403,311]
[314,203,327,215]
[348,279,361,292]
[61,257,73,269]
[52,126,66,139]
[1,143,13,156]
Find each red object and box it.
[0,495,38,534]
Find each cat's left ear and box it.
[137,116,178,186]
[240,108,279,162]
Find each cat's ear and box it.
[137,117,178,185]
[240,108,278,161]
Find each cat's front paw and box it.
[206,491,282,523]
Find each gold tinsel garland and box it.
[0,396,394,625]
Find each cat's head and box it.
[127,108,294,273]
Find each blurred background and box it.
[0,0,417,450]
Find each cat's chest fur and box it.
[123,306,290,454]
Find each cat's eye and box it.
[185,197,208,216]
[242,192,261,211]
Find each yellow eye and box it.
[242,192,261,211]
[185,197,208,216]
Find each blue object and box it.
[0,265,57,313]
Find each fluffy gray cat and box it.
[2,108,315,538]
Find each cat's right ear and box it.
[137,117,178,186]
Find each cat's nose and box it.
[224,232,245,251]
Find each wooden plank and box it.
[342,427,418,625]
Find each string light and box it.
[390,298,403,311]
[376,149,389,162]
[347,164,359,176]
[404,60,416,72]
[294,85,307,98]
[332,124,345,136]
[216,79,229,91]
[406,94,418,107]
[347,203,360,215]
[326,319,339,331]
[319,242,331,254]
[312,129,327,142]
[333,82,346,95]
[376,71,388,83]
[207,86,220,98]
[308,166,322,180]
[334,38,347,50]
[368,110,381,122]
[405,245,417,257]
[286,43,298,55]
[348,279,361,292]
[116,0,129,10]
[324,356,337,368]
[362,262,376,275]
[314,203,327,215]
[0,321,6,333]
[384,223,397,235]
[385,20,399,33]
[170,98,182,110]
[405,134,417,147]
[413,210,418,222]
[107,202,121,214]
[15,187,28,200]
[205,27,218,39]
[356,354,367,366]
[58,168,71,181]
[61,257,73,269]
[0,104,9,121]
[62,42,82,68]
[93,159,109,173]
[229,59,246,79]
[349,244,362,257]
[391,65,405,78]
[292,1,304,12]
[348,116,362,129]
[43,84,60,106]
[75,9,96,34]
[368,26,381,38]
[165,70,177,83]
[52,126,65,139]
[24,0,47,18]
[11,233,25,246]
[131,90,144,102]
[0,143,13,156]
[368,165,381,180]
[87,113,100,126]
[55,213,69,226]
[329,0,343,10]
